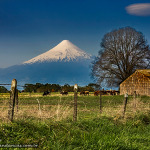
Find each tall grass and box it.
[0,115,150,149]
[0,93,149,149]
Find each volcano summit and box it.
[0,40,93,85]
[24,40,91,64]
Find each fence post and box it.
[8,79,17,122]
[100,93,102,113]
[73,84,78,122]
[122,92,128,118]
[133,91,136,110]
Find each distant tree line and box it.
[23,83,100,93]
[0,83,100,93]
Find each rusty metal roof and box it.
[120,69,150,85]
[136,69,150,77]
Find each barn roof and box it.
[136,69,150,77]
[120,69,150,85]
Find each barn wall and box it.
[120,71,150,96]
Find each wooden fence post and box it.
[73,84,78,122]
[122,92,128,118]
[133,91,136,110]
[100,93,102,113]
[8,79,17,122]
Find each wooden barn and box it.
[120,69,150,96]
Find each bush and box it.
[0,86,8,93]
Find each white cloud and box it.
[126,3,150,16]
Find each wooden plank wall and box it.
[120,71,150,96]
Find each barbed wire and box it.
[0,84,26,87]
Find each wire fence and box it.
[0,92,149,122]
[0,83,26,87]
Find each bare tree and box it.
[92,27,150,87]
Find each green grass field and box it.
[0,93,149,149]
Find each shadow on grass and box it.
[0,115,149,149]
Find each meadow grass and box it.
[0,93,149,149]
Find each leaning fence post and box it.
[73,84,78,122]
[8,79,17,122]
[100,93,102,113]
[123,92,128,118]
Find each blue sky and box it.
[0,0,150,68]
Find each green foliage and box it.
[0,86,8,93]
[88,83,100,90]
[0,94,149,149]
[134,112,150,125]
[0,117,150,149]
[24,83,61,92]
[24,83,96,93]
[24,84,37,93]
[78,85,95,92]
[61,84,74,92]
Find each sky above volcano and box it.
[0,0,150,68]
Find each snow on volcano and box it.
[0,40,93,85]
[24,40,91,64]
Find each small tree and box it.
[24,84,37,92]
[0,86,8,93]
[92,27,150,87]
[88,83,101,91]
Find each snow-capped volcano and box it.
[24,40,91,64]
[0,40,93,85]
